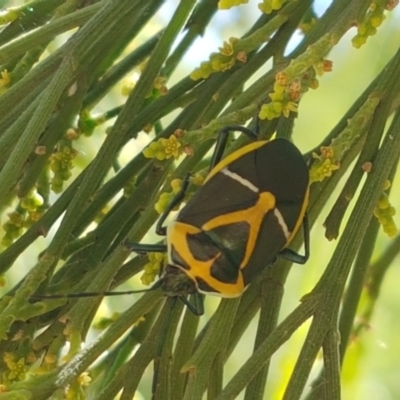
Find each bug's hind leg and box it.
[155,172,192,235]
[125,242,167,255]
[125,173,192,254]
[279,214,310,265]
[210,125,258,170]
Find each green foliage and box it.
[0,0,399,399]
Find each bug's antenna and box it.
[30,280,163,300]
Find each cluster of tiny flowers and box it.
[190,173,205,187]
[122,75,168,99]
[2,190,44,246]
[311,97,380,184]
[143,134,182,161]
[352,1,398,48]
[141,178,187,284]
[314,59,333,76]
[2,211,24,247]
[299,13,317,34]
[3,353,30,383]
[20,190,44,222]
[309,146,340,183]
[190,37,247,80]
[121,79,135,96]
[141,252,167,285]
[260,60,332,120]
[309,96,380,184]
[35,353,58,374]
[258,0,287,14]
[150,76,168,98]
[259,63,329,120]
[218,0,249,9]
[65,373,92,400]
[155,179,183,214]
[373,180,398,237]
[49,145,78,193]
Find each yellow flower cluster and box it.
[190,37,246,80]
[123,74,168,99]
[259,64,325,120]
[258,0,287,14]
[20,190,44,213]
[314,59,333,76]
[146,76,168,99]
[78,372,92,387]
[20,190,44,229]
[299,14,317,34]
[49,145,78,193]
[309,146,340,183]
[218,0,249,9]
[310,96,382,184]
[141,252,166,285]
[143,134,182,161]
[1,211,24,247]
[66,372,92,400]
[352,2,394,48]
[3,353,29,382]
[151,76,168,97]
[1,189,45,246]
[373,180,398,238]
[155,178,183,214]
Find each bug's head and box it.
[159,264,197,297]
[158,264,204,315]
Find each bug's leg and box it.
[155,172,192,235]
[279,214,310,265]
[125,173,191,255]
[125,242,167,255]
[179,293,204,316]
[210,125,258,169]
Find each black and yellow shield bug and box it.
[126,124,310,315]
[32,125,309,316]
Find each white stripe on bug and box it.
[274,208,291,239]
[221,168,259,193]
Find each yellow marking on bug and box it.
[205,140,268,182]
[287,185,310,245]
[202,191,276,268]
[168,222,245,296]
